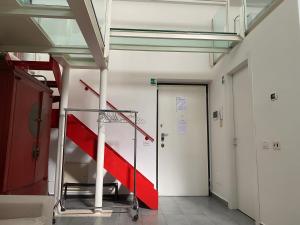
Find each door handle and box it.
[32,146,40,159]
[161,133,168,142]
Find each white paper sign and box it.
[177,119,187,134]
[176,97,187,112]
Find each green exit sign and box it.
[150,78,157,86]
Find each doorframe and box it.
[155,83,211,195]
[227,59,261,224]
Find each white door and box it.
[233,67,257,219]
[158,85,208,196]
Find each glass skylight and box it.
[245,0,274,28]
[33,18,88,47]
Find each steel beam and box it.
[0,5,74,19]
[110,44,230,53]
[0,45,91,54]
[111,30,242,41]
[52,54,98,69]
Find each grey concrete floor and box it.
[55,197,255,225]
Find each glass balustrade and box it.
[33,18,88,47]
[212,6,227,33]
[244,0,276,30]
[211,6,228,63]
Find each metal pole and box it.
[95,69,108,211]
[54,66,70,207]
[226,0,230,32]
[133,112,137,198]
[60,109,69,211]
[241,0,247,37]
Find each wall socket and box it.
[273,142,280,151]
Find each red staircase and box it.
[8,56,158,209]
[67,114,158,209]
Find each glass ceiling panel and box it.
[33,18,88,47]
[110,36,233,49]
[18,0,68,6]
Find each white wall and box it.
[210,1,300,225]
[65,50,214,188]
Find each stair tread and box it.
[46,81,58,88]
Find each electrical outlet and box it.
[273,142,280,151]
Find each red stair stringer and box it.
[66,114,158,209]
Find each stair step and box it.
[47,81,58,88]
[53,96,61,103]
[51,109,59,128]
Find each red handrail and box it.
[79,79,154,142]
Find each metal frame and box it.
[54,108,139,221]
[63,183,119,201]
[111,30,242,41]
[0,45,91,55]
[110,45,231,53]
[52,55,98,69]
[0,5,74,19]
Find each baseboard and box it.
[210,192,229,207]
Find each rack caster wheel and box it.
[133,214,139,221]
[52,218,56,224]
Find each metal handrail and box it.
[79,79,155,142]
[234,15,240,34]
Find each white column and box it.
[54,66,70,205]
[226,0,230,32]
[94,68,108,211]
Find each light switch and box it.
[273,142,281,151]
[270,92,278,101]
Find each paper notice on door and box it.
[176,97,187,112]
[177,119,187,134]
